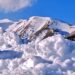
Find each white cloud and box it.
[0,0,35,12]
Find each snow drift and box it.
[0,16,75,75]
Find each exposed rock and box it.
[6,16,75,43]
[15,16,53,41]
[65,31,75,41]
[42,29,54,40]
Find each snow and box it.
[0,16,75,75]
[0,19,13,23]
[0,19,13,30]
[49,20,75,33]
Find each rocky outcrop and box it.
[6,16,75,43]
[65,31,75,40]
[14,16,53,41]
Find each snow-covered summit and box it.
[0,16,75,75]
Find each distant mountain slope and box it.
[0,19,14,30]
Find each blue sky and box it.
[0,0,75,24]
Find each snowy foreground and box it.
[0,16,75,75]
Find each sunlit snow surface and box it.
[0,17,75,75]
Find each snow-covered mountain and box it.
[0,16,75,75]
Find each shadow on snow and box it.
[0,50,23,59]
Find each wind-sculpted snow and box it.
[0,16,75,75]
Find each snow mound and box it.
[0,16,75,75]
